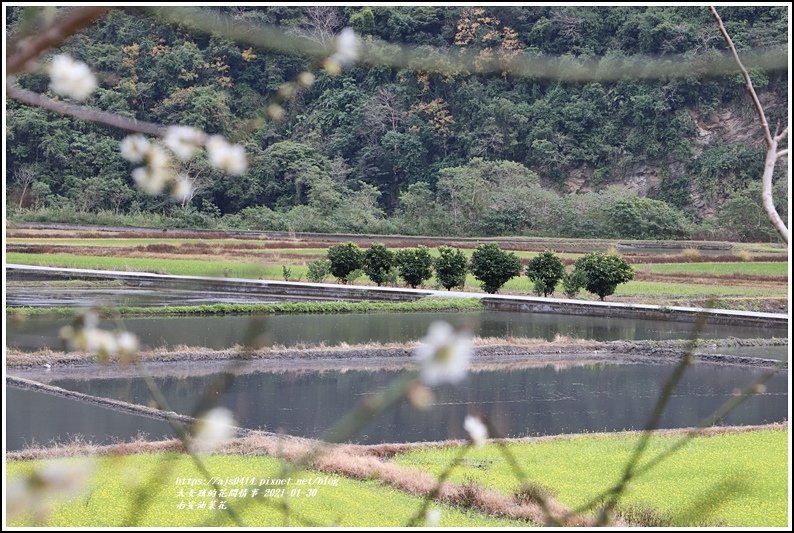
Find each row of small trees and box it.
[309,242,634,300]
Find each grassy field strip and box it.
[7,252,281,278]
[5,238,270,247]
[395,429,787,526]
[6,453,524,527]
[8,253,788,299]
[8,240,788,267]
[644,262,788,276]
[611,281,785,298]
[7,241,585,260]
[6,298,484,318]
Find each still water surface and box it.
[5,286,329,307]
[7,311,786,352]
[8,361,784,450]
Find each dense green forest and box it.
[6,6,789,241]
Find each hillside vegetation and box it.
[6,6,789,241]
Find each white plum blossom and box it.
[38,461,95,496]
[170,174,194,202]
[132,167,167,195]
[206,135,248,175]
[163,126,204,161]
[331,28,360,67]
[425,508,442,527]
[129,143,173,195]
[60,313,140,365]
[190,407,237,453]
[116,331,140,360]
[297,71,315,87]
[145,144,171,175]
[119,135,151,163]
[81,310,100,330]
[48,54,97,100]
[267,103,286,122]
[414,321,472,386]
[463,415,488,448]
[7,459,95,521]
[121,137,199,202]
[74,328,118,363]
[122,129,246,198]
[63,325,116,355]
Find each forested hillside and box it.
[6,6,789,241]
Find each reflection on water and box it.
[25,362,786,446]
[6,286,327,307]
[7,311,786,352]
[6,387,175,451]
[697,345,789,361]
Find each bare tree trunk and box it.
[710,6,789,244]
[18,183,29,209]
[14,166,36,209]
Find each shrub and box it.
[434,246,468,290]
[327,242,365,283]
[680,248,701,260]
[306,259,331,283]
[383,266,400,286]
[525,250,565,297]
[363,244,395,286]
[573,252,634,300]
[394,246,434,288]
[344,268,365,284]
[281,265,292,281]
[608,196,691,239]
[513,481,558,506]
[469,243,522,294]
[532,279,545,296]
[562,269,586,298]
[237,205,288,231]
[479,206,529,236]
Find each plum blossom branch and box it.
[6,6,108,74]
[6,82,165,136]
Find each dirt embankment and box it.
[7,338,787,378]
[8,241,787,265]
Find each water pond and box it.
[8,360,785,449]
[7,310,785,352]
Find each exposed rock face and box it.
[691,106,765,153]
[567,92,782,216]
[564,167,591,193]
[620,164,663,195]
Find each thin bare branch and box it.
[6,6,109,74]
[7,83,165,136]
[709,6,773,147]
[406,444,470,527]
[710,6,789,244]
[589,313,706,524]
[777,149,788,158]
[629,365,782,482]
[569,363,782,520]
[132,363,245,526]
[760,144,789,242]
